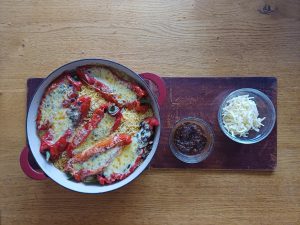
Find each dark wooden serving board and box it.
[26,76,277,171]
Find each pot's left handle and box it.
[20,146,47,180]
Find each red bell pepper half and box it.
[111,111,123,132]
[70,133,131,164]
[66,73,82,91]
[40,129,72,161]
[75,96,91,122]
[125,100,149,113]
[65,133,132,181]
[76,66,118,104]
[97,117,159,185]
[144,117,159,128]
[66,103,108,157]
[75,65,149,112]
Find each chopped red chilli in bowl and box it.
[169,117,214,164]
[174,122,208,155]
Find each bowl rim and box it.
[169,117,215,163]
[217,88,276,144]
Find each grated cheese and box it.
[90,67,137,103]
[222,95,265,137]
[103,137,140,177]
[72,113,115,154]
[40,82,74,142]
[78,85,107,112]
[116,108,153,135]
[72,146,121,171]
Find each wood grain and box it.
[151,77,277,170]
[0,0,299,224]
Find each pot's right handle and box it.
[140,73,167,107]
[20,146,47,180]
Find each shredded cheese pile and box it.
[222,95,265,137]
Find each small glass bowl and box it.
[169,117,214,164]
[218,88,276,144]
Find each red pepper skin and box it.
[126,100,149,113]
[97,117,159,185]
[40,129,72,160]
[65,134,132,181]
[49,129,72,160]
[144,117,159,128]
[106,67,147,98]
[37,110,50,131]
[111,112,123,132]
[76,67,111,92]
[66,73,82,91]
[76,96,91,122]
[130,84,146,98]
[76,67,121,106]
[97,152,143,185]
[73,167,107,182]
[66,104,108,157]
[40,131,54,154]
[70,133,131,163]
[76,66,148,111]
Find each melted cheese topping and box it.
[116,108,153,135]
[72,146,121,171]
[73,113,115,154]
[53,152,69,170]
[78,85,107,112]
[89,67,137,103]
[103,137,140,177]
[40,83,74,142]
[222,95,266,137]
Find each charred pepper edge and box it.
[65,134,132,181]
[68,133,132,164]
[40,128,72,161]
[97,117,159,185]
[66,73,83,91]
[97,150,143,185]
[76,65,149,112]
[69,147,123,182]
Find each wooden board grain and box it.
[152,77,277,170]
[1,0,300,224]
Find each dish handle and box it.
[20,146,47,180]
[140,73,167,107]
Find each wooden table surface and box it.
[0,0,299,224]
